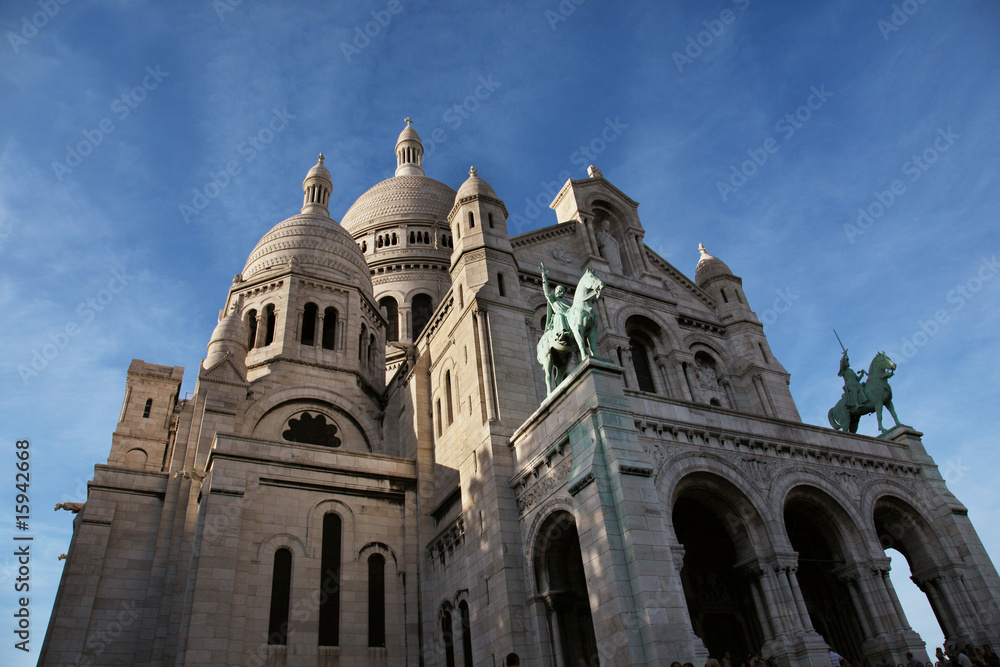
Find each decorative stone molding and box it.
[568,472,596,496]
[427,515,465,567]
[515,457,573,515]
[677,314,725,336]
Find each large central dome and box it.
[340,174,457,232]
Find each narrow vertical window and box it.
[142,399,152,418]
[264,304,276,346]
[322,308,338,350]
[497,273,506,297]
[459,600,473,667]
[318,513,341,646]
[412,294,433,340]
[409,231,415,244]
[442,608,456,667]
[630,337,657,393]
[267,548,292,645]
[380,297,398,342]
[368,333,376,368]
[367,554,386,647]
[435,399,443,437]
[445,370,454,425]
[359,324,367,361]
[424,231,430,244]
[301,303,317,346]
[720,288,729,303]
[246,309,258,349]
[468,211,475,228]
[488,212,494,228]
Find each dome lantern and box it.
[395,117,425,177]
[301,153,333,216]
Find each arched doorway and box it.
[873,496,959,644]
[784,490,865,658]
[672,476,765,662]
[533,511,598,666]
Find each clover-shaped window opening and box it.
[282,412,342,448]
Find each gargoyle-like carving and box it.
[54,502,85,513]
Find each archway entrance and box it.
[534,511,598,666]
[873,496,954,643]
[784,497,865,658]
[672,493,763,662]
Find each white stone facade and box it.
[40,124,1000,666]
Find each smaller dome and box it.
[304,154,332,183]
[396,124,421,146]
[455,166,498,201]
[204,308,248,370]
[695,243,734,286]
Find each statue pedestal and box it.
[884,425,934,466]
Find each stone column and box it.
[474,308,498,421]
[673,360,693,401]
[785,567,815,632]
[576,215,597,258]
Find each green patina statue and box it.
[828,333,906,435]
[536,263,604,395]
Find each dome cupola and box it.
[204,302,249,371]
[301,153,333,216]
[695,243,734,287]
[395,117,425,177]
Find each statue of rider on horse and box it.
[536,263,604,396]
[828,330,907,435]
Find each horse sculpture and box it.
[828,350,904,435]
[536,264,604,395]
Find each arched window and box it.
[391,232,397,245]
[377,236,384,248]
[264,304,276,346]
[367,554,386,647]
[267,548,292,645]
[142,399,152,419]
[409,231,415,244]
[246,309,258,349]
[368,333,376,368]
[625,315,664,395]
[301,303,318,346]
[468,211,475,228]
[412,294,433,340]
[442,606,456,667]
[497,273,506,297]
[459,600,473,667]
[322,308,338,350]
[318,514,341,646]
[630,337,657,393]
[359,324,367,361]
[423,231,430,244]
[380,297,399,342]
[445,370,454,425]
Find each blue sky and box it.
[2,0,999,662]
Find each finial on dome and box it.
[396,118,425,177]
[469,166,477,177]
[699,243,708,256]
[317,153,325,165]
[587,164,603,179]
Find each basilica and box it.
[40,121,1000,666]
